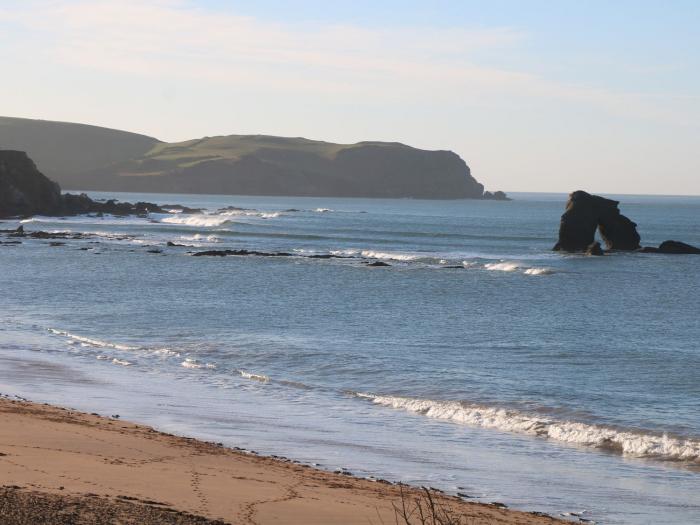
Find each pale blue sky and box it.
[1,1,698,194]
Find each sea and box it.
[1,191,698,524]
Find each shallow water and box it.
[1,191,699,524]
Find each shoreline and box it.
[0,394,565,524]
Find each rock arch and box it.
[553,191,641,252]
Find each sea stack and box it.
[553,190,641,252]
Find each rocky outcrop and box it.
[586,241,604,256]
[640,240,700,254]
[62,193,166,216]
[482,191,511,201]
[0,150,63,217]
[0,150,170,218]
[553,191,640,252]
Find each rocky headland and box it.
[1,117,508,200]
[0,150,195,219]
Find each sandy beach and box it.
[0,395,565,524]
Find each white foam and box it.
[524,267,555,276]
[180,234,220,243]
[238,370,270,383]
[361,250,419,261]
[218,210,281,219]
[111,358,132,366]
[181,358,216,369]
[314,208,332,213]
[49,329,139,351]
[50,328,178,357]
[357,394,700,462]
[161,215,230,227]
[153,348,180,357]
[484,261,520,272]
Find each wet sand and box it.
[0,396,564,524]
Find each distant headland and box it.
[0,116,507,200]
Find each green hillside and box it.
[0,116,159,186]
[0,117,494,199]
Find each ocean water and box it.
[1,191,699,524]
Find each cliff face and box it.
[1,118,501,200]
[0,150,63,217]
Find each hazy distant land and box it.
[0,116,506,200]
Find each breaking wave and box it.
[330,249,420,262]
[218,209,282,219]
[181,358,216,369]
[355,393,700,462]
[49,329,139,351]
[238,370,270,383]
[49,328,179,357]
[161,215,231,227]
[524,267,555,276]
[484,261,555,276]
[179,234,220,244]
[484,261,520,272]
[95,355,132,366]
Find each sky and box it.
[1,0,698,194]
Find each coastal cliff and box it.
[1,117,506,200]
[0,150,63,217]
[0,150,172,219]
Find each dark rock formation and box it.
[586,241,604,256]
[481,191,511,201]
[553,191,640,252]
[640,240,700,254]
[0,150,63,217]
[0,150,171,219]
[598,212,641,251]
[366,261,391,267]
[191,249,294,257]
[62,192,166,216]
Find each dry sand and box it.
[0,397,564,524]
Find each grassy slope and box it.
[139,135,411,170]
